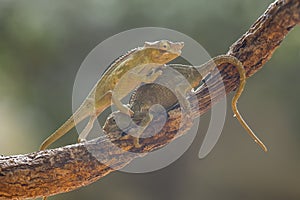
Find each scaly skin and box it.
[103,55,267,152]
[40,40,184,150]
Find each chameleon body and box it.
[39,40,184,150]
[103,55,267,152]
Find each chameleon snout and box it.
[170,41,184,55]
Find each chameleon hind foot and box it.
[228,56,268,152]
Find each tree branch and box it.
[1,0,300,199]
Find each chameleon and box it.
[103,55,268,152]
[39,40,184,150]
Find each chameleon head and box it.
[143,40,184,64]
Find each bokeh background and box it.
[1,0,300,199]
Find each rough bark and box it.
[1,0,300,199]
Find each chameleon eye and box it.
[161,42,169,50]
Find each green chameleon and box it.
[103,55,268,152]
[39,40,184,150]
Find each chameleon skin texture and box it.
[1,1,299,199]
[40,40,184,150]
[103,55,267,151]
[103,56,232,133]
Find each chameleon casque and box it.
[103,55,267,152]
[40,40,184,150]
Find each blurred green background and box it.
[1,0,300,199]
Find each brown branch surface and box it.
[1,0,300,199]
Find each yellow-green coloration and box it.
[104,55,267,152]
[39,40,184,150]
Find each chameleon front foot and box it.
[112,94,134,116]
[125,106,134,116]
[78,138,87,143]
[133,137,142,148]
[128,124,146,148]
[118,105,134,116]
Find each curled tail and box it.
[39,102,92,150]
[217,55,268,152]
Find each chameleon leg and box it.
[111,69,163,117]
[112,92,134,116]
[78,114,97,142]
[132,112,154,148]
[175,83,192,115]
[131,70,165,147]
[133,134,142,148]
[224,56,268,152]
[77,91,114,142]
